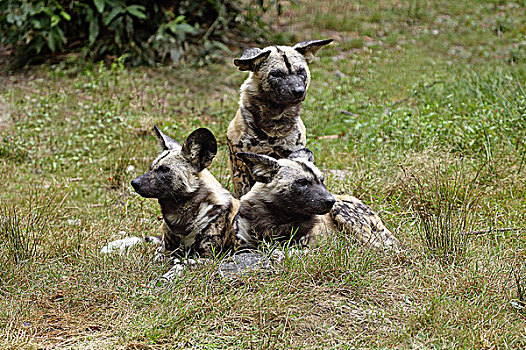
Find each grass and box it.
[402,154,491,264]
[1,0,526,347]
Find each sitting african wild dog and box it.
[227,39,333,198]
[130,126,239,258]
[102,127,274,279]
[233,149,402,252]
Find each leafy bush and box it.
[0,0,272,67]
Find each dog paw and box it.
[150,258,208,286]
[270,247,309,263]
[160,263,186,281]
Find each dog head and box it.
[237,148,335,215]
[234,39,333,105]
[131,127,217,200]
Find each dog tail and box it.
[330,195,403,253]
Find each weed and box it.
[0,191,63,265]
[0,132,28,162]
[103,150,133,193]
[510,266,526,311]
[507,248,526,312]
[400,157,483,263]
[405,0,426,24]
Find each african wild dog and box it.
[227,39,333,198]
[233,149,402,252]
[129,126,239,258]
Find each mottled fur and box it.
[227,39,333,198]
[234,150,402,252]
[328,195,401,251]
[131,127,239,257]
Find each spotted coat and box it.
[233,150,403,253]
[131,127,240,258]
[227,39,333,198]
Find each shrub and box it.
[0,0,273,68]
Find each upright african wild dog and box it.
[233,149,402,252]
[227,39,333,198]
[130,126,239,258]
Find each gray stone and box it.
[218,251,273,279]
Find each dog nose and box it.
[324,196,336,209]
[131,178,141,190]
[293,86,305,98]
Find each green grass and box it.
[1,0,526,348]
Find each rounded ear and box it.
[234,48,271,71]
[154,125,181,151]
[288,148,314,163]
[237,152,280,184]
[293,39,333,63]
[182,128,217,171]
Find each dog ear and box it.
[234,48,271,71]
[237,152,280,184]
[288,148,314,163]
[154,125,181,151]
[182,128,217,171]
[293,39,333,63]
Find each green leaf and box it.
[42,7,53,16]
[176,23,198,35]
[34,38,45,54]
[60,10,71,21]
[210,40,231,53]
[126,5,147,19]
[50,14,60,28]
[55,27,66,45]
[103,7,122,25]
[30,18,43,30]
[94,0,105,14]
[89,20,99,44]
[46,31,56,52]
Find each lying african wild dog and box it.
[130,126,239,258]
[233,149,402,252]
[227,39,333,198]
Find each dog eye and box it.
[157,165,170,173]
[270,70,285,78]
[296,67,306,76]
[295,179,309,187]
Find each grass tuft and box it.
[0,191,64,266]
[400,157,484,263]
